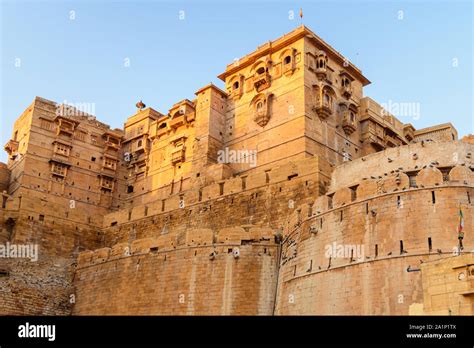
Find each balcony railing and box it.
[341,84,353,99]
[169,115,185,129]
[342,112,357,135]
[253,72,271,92]
[171,148,185,165]
[313,99,333,119]
[4,139,19,156]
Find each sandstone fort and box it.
[0,25,472,315]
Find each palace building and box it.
[0,25,472,315]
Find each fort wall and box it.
[73,229,279,315]
[275,142,473,315]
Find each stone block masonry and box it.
[0,25,471,315]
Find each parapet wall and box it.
[73,227,279,315]
[329,140,471,191]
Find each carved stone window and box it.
[53,142,71,157]
[51,162,68,177]
[253,65,271,92]
[339,71,354,99]
[252,93,273,127]
[315,51,328,79]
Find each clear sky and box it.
[1,0,472,162]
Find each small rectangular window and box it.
[219,182,224,195]
[327,194,334,210]
[406,171,418,188]
[349,185,358,202]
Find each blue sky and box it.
[1,0,472,162]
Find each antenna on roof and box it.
[300,8,303,25]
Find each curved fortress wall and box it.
[73,229,279,315]
[276,141,473,315]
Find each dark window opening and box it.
[233,81,239,90]
[284,55,291,65]
[241,176,247,190]
[439,167,451,182]
[400,240,404,255]
[406,171,418,188]
[375,244,378,258]
[39,214,44,221]
[431,191,436,204]
[349,185,358,202]
[340,210,343,221]
[468,191,471,204]
[265,170,271,184]
[161,200,165,212]
[219,183,224,195]
[428,237,432,252]
[127,185,134,193]
[327,194,334,210]
[366,202,369,214]
[397,196,401,208]
[144,206,148,216]
[91,157,96,162]
[256,67,265,75]
[128,211,132,220]
[198,189,202,202]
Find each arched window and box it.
[159,123,167,129]
[284,56,291,65]
[256,67,265,75]
[137,139,143,148]
[324,93,330,104]
[350,112,355,122]
[256,100,264,113]
[233,81,239,90]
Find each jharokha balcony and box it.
[4,139,19,157]
[253,72,271,92]
[341,84,353,99]
[342,112,357,135]
[171,148,185,165]
[313,98,333,119]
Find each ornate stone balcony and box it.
[313,99,333,119]
[315,66,327,80]
[253,72,271,92]
[4,139,19,156]
[171,148,185,165]
[342,112,357,135]
[341,84,353,99]
[169,115,185,129]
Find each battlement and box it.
[103,156,330,227]
[76,226,277,269]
